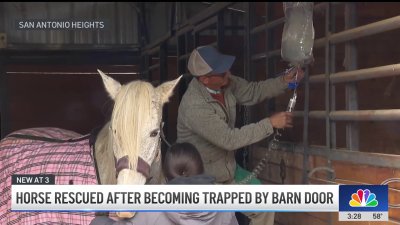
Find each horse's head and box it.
[98,70,181,187]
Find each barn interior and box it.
[0,2,399,225]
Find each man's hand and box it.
[269,112,293,129]
[283,67,304,83]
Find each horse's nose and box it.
[116,211,136,218]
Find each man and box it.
[177,45,304,225]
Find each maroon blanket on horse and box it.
[0,127,98,225]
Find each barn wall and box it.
[5,64,139,135]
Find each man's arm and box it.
[230,68,303,106]
[230,75,287,106]
[182,105,274,151]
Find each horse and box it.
[0,70,181,224]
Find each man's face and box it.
[200,70,230,90]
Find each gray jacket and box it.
[177,75,287,183]
[91,212,238,225]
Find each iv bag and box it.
[281,2,315,67]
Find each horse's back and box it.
[0,127,98,225]
[5,127,82,139]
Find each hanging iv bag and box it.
[281,2,315,67]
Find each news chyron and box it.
[10,174,390,222]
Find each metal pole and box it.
[193,29,199,48]
[344,3,359,151]
[245,1,257,133]
[176,33,189,102]
[302,66,310,184]
[324,3,332,152]
[331,110,400,121]
[265,3,272,88]
[243,2,254,125]
[260,14,400,60]
[331,15,400,44]
[186,2,233,26]
[159,42,167,81]
[0,3,9,138]
[0,50,8,139]
[242,2,253,169]
[0,2,11,139]
[185,31,193,88]
[217,12,224,50]
[159,42,169,149]
[309,63,400,84]
[296,109,400,121]
[266,4,276,114]
[314,15,400,48]
[253,145,400,169]
[148,64,160,71]
[326,4,333,225]
[140,54,150,80]
[174,2,180,29]
[330,4,337,151]
[260,15,400,59]
[251,18,285,35]
[193,16,218,34]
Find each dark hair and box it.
[162,142,204,181]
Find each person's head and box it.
[162,142,204,181]
[187,45,235,90]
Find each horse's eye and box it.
[150,130,159,137]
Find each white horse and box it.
[0,70,181,224]
[95,70,181,186]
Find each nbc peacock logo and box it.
[349,189,378,207]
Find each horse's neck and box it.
[94,123,117,184]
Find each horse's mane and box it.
[108,80,154,170]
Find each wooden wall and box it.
[5,64,139,135]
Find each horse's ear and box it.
[156,75,182,103]
[98,69,121,100]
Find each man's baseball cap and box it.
[187,45,235,76]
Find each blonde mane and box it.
[94,70,181,194]
[109,81,154,171]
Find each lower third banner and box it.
[12,185,338,212]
